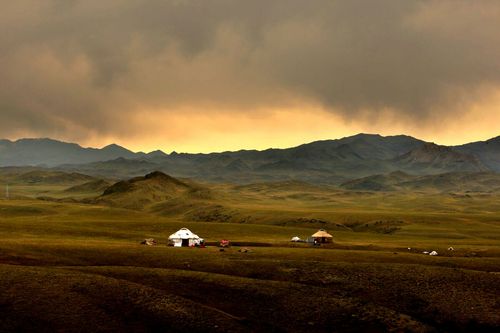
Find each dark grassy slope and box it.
[0,265,248,333]
[1,244,499,332]
[0,191,500,332]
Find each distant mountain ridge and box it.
[0,138,136,166]
[1,134,499,184]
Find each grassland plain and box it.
[1,173,500,332]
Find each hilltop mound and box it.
[102,171,187,196]
[97,171,208,209]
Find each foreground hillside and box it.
[0,198,499,332]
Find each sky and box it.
[1,0,499,153]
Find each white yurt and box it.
[168,228,203,247]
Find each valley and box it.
[0,166,499,332]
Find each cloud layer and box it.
[1,0,499,149]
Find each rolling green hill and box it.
[95,171,211,210]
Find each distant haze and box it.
[1,1,500,152]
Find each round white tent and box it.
[168,228,203,247]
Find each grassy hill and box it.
[95,171,212,210]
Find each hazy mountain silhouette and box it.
[0,138,136,166]
[1,134,499,184]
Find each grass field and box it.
[1,174,499,332]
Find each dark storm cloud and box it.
[1,0,499,139]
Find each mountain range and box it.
[1,134,499,184]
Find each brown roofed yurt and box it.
[311,229,333,243]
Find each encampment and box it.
[311,229,333,243]
[168,228,203,247]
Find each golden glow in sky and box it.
[1,1,499,152]
[80,95,500,153]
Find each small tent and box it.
[311,229,333,243]
[168,228,203,247]
[140,238,157,246]
[291,236,301,242]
